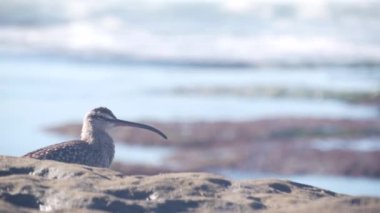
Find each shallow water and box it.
[1,56,378,155]
[312,138,380,152]
[217,170,380,197]
[115,143,174,166]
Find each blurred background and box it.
[1,0,379,196]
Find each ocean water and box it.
[1,56,378,155]
[0,0,379,66]
[1,0,380,196]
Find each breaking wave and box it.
[0,0,379,68]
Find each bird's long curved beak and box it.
[107,118,167,139]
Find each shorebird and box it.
[23,107,167,168]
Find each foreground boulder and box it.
[0,156,379,212]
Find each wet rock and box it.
[1,156,379,212]
[47,118,380,178]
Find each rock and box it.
[1,156,379,212]
[46,119,380,178]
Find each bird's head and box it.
[84,107,167,139]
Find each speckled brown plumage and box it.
[23,141,106,167]
[22,107,167,168]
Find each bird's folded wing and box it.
[22,140,92,164]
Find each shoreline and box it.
[46,118,380,178]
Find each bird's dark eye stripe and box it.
[95,115,114,120]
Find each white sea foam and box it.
[0,0,379,67]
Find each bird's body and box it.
[23,140,113,167]
[23,107,167,168]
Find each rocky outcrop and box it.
[47,119,380,177]
[1,156,379,212]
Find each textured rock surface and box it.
[1,156,379,213]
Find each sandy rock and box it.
[1,156,379,212]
